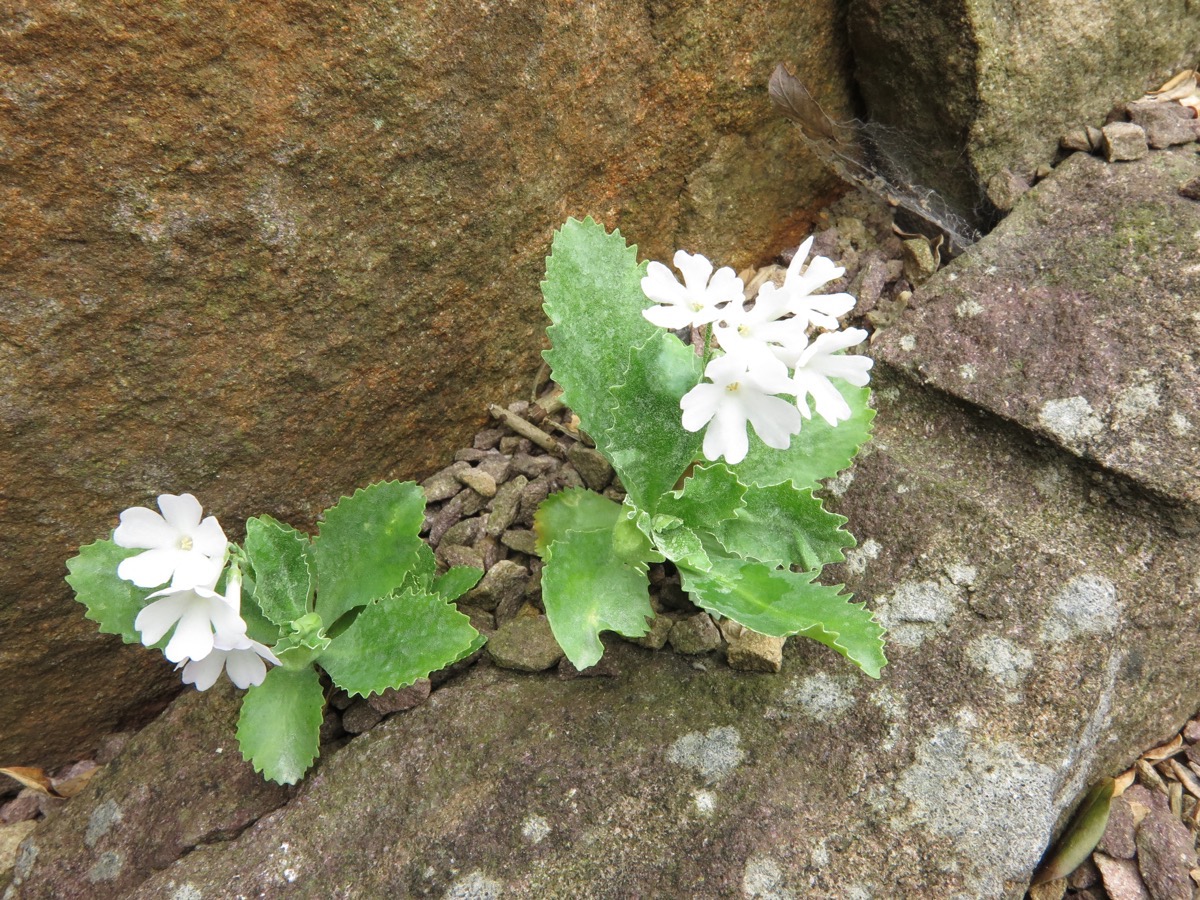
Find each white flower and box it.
[712,281,810,365]
[179,636,279,691]
[114,493,228,589]
[641,250,744,330]
[776,236,857,330]
[134,568,247,664]
[680,354,803,465]
[787,328,874,427]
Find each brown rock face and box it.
[0,4,850,766]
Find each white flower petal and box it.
[208,598,249,647]
[191,516,228,558]
[643,302,697,330]
[704,405,750,464]
[113,506,173,550]
[157,493,204,532]
[169,553,224,592]
[118,548,183,589]
[224,649,268,689]
[680,382,722,433]
[742,392,804,448]
[135,593,191,646]
[164,602,216,663]
[673,250,714,291]
[181,652,227,691]
[641,261,690,305]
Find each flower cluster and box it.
[113,493,278,690]
[641,238,872,464]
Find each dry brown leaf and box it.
[1146,69,1198,100]
[1113,767,1137,795]
[0,766,58,797]
[1168,759,1200,798]
[1137,758,1168,793]
[1141,734,1183,762]
[51,767,99,799]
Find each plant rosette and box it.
[66,483,484,784]
[535,217,886,677]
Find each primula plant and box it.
[536,217,886,676]
[66,483,483,784]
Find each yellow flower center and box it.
[178,535,194,551]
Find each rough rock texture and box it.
[874,147,1200,515]
[4,682,290,898]
[0,1,853,767]
[847,0,1200,221]
[12,351,1200,896]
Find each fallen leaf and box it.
[1166,759,1200,799]
[51,767,100,799]
[0,766,58,797]
[1114,767,1137,795]
[1145,69,1198,101]
[1141,734,1183,762]
[1031,778,1115,885]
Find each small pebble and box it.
[1101,122,1149,161]
[668,613,722,655]
[501,528,538,555]
[486,615,563,672]
[457,467,497,498]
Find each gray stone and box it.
[630,615,674,651]
[846,0,1200,221]
[1060,128,1095,153]
[367,679,432,716]
[1102,122,1149,161]
[435,543,484,573]
[566,444,613,492]
[474,454,513,486]
[6,683,289,898]
[987,168,1032,213]
[340,701,383,735]
[1134,807,1196,900]
[720,620,786,673]
[500,529,538,556]
[484,476,527,538]
[457,468,497,499]
[1094,853,1151,900]
[900,237,939,284]
[461,560,528,613]
[875,147,1200,511]
[423,463,472,503]
[667,614,722,655]
[1,0,851,768]
[485,616,563,672]
[1126,100,1200,149]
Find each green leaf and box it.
[433,566,484,602]
[603,332,704,511]
[244,516,314,626]
[534,487,625,556]
[313,481,427,627]
[715,482,854,570]
[236,664,325,785]
[541,217,659,450]
[679,555,887,677]
[657,463,746,531]
[541,527,655,670]
[650,521,711,572]
[65,538,150,644]
[318,587,481,697]
[1032,778,1115,885]
[735,384,874,489]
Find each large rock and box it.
[847,0,1200,222]
[875,146,1200,516]
[12,353,1199,897]
[0,2,852,767]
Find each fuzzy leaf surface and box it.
[657,463,746,534]
[541,217,657,453]
[244,516,314,626]
[236,664,324,785]
[534,487,625,556]
[541,527,654,670]
[433,566,484,602]
[65,538,147,644]
[680,555,886,677]
[735,384,874,489]
[313,481,427,627]
[603,332,704,511]
[318,587,480,697]
[715,483,854,570]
